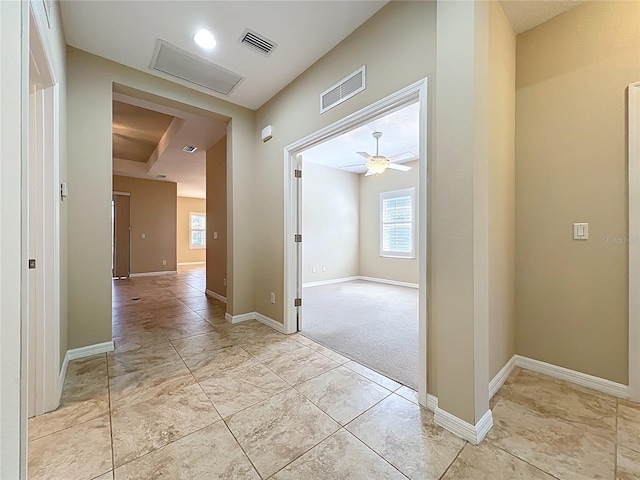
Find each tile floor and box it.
[28,265,640,479]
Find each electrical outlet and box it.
[312,267,317,273]
[141,233,146,239]
[213,232,218,240]
[162,260,166,266]
[270,292,276,304]
[322,266,326,272]
[223,278,227,287]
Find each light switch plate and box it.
[573,223,589,240]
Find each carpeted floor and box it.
[301,280,418,389]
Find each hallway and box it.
[26,266,640,479]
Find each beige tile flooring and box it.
[28,265,640,479]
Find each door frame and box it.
[26,6,61,416]
[283,78,429,406]
[629,81,640,401]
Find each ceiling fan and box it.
[340,131,414,176]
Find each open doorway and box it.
[299,103,420,388]
[284,80,429,404]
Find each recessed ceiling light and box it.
[194,29,216,50]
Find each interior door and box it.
[113,193,131,278]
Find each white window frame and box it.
[189,212,206,250]
[380,187,416,259]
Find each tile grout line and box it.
[436,442,466,480]
[487,440,563,480]
[614,398,618,480]
[105,351,116,476]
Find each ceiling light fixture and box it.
[193,29,216,49]
[156,174,167,179]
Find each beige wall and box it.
[488,2,516,379]
[302,161,359,284]
[112,175,177,274]
[360,160,419,284]
[177,196,206,264]
[515,1,640,384]
[254,0,436,324]
[66,47,254,348]
[206,137,227,299]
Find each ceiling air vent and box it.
[150,40,244,95]
[182,145,198,153]
[320,66,366,114]
[239,28,277,56]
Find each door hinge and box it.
[28,259,36,269]
[294,234,302,243]
[294,169,302,178]
[294,298,302,307]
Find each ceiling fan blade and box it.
[387,151,416,162]
[387,163,412,172]
[357,151,373,160]
[364,170,375,176]
[339,163,368,168]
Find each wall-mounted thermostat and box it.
[261,125,273,143]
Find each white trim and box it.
[224,311,285,334]
[489,356,516,399]
[629,81,640,402]
[205,289,227,304]
[302,276,360,288]
[515,355,629,399]
[112,191,130,197]
[129,270,177,278]
[255,312,285,333]
[57,352,69,401]
[426,394,438,412]
[357,276,419,289]
[434,408,493,445]
[66,341,114,361]
[283,79,430,406]
[177,261,206,266]
[225,312,255,324]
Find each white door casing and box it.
[629,81,640,401]
[283,79,429,406]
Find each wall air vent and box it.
[150,40,244,95]
[239,28,277,56]
[320,66,366,114]
[182,145,198,153]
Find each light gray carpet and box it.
[301,280,418,389]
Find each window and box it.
[380,188,415,258]
[189,212,206,249]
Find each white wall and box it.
[359,160,419,284]
[302,161,359,283]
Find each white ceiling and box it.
[60,1,387,110]
[302,102,419,174]
[112,93,227,199]
[500,0,588,34]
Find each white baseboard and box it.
[434,408,493,445]
[58,341,115,398]
[205,289,227,304]
[255,312,284,333]
[303,277,360,288]
[224,311,285,334]
[58,353,70,401]
[515,355,629,399]
[303,276,418,289]
[67,341,115,361]
[177,261,205,266]
[225,312,255,324]
[489,356,516,399]
[357,276,419,289]
[426,394,438,412]
[129,270,177,278]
